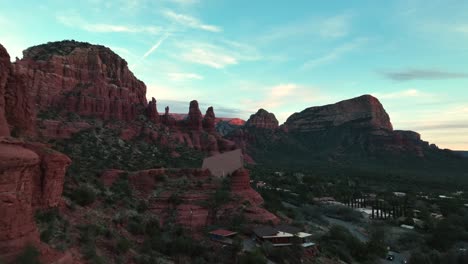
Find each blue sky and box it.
[1,0,467,149]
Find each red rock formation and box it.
[161,106,176,127]
[0,139,71,262]
[229,169,279,224]
[0,140,40,262]
[38,120,92,139]
[284,94,393,133]
[0,44,10,136]
[187,100,202,131]
[147,97,160,123]
[245,109,279,129]
[10,40,147,123]
[202,106,216,132]
[26,143,72,208]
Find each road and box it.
[323,216,409,263]
[379,251,409,264]
[323,216,369,242]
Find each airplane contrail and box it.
[143,32,169,59]
[131,32,170,69]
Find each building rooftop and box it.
[209,229,237,237]
[253,225,302,237]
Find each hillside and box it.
[228,95,468,189]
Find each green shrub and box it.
[70,185,96,206]
[15,245,41,264]
[116,237,132,253]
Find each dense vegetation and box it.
[244,126,468,190]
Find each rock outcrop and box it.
[229,168,279,224]
[11,40,147,123]
[0,139,71,262]
[284,95,393,133]
[162,106,176,127]
[146,97,160,123]
[0,43,72,263]
[245,109,279,129]
[100,168,278,230]
[0,44,10,136]
[187,100,203,131]
[202,106,216,132]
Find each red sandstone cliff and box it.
[0,45,10,137]
[0,43,72,263]
[100,168,278,230]
[15,40,147,121]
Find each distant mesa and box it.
[284,94,393,133]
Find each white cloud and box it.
[146,82,202,101]
[258,13,353,44]
[168,72,204,81]
[270,83,297,98]
[163,10,221,32]
[182,48,237,68]
[168,0,198,4]
[303,38,367,69]
[372,89,430,99]
[454,24,468,34]
[56,15,161,34]
[320,14,353,38]
[177,41,260,69]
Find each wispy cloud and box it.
[302,38,366,69]
[258,13,353,44]
[56,15,161,34]
[177,40,260,68]
[320,14,353,38]
[380,69,468,81]
[168,0,199,4]
[454,24,468,34]
[168,72,204,81]
[163,10,221,32]
[372,89,431,99]
[182,48,237,68]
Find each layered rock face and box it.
[11,40,147,122]
[146,97,160,123]
[284,95,393,133]
[0,44,72,262]
[245,109,279,129]
[101,168,278,230]
[229,169,279,224]
[0,45,10,136]
[202,106,216,132]
[0,139,71,262]
[187,100,203,130]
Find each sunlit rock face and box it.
[284,95,393,133]
[10,40,147,124]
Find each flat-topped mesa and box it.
[11,40,147,122]
[146,97,160,123]
[0,44,10,136]
[202,106,216,132]
[245,109,279,129]
[284,94,393,133]
[187,100,203,130]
